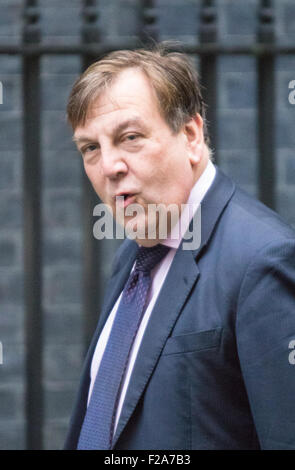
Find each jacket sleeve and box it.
[236,238,295,449]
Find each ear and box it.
[183,114,204,165]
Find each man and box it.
[64,46,295,450]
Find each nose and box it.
[100,146,128,180]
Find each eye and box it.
[124,133,140,142]
[81,143,98,154]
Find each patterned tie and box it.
[77,243,170,450]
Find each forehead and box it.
[76,68,162,134]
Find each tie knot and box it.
[135,244,170,273]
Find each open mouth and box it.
[115,193,136,208]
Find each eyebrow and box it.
[73,117,148,145]
[113,117,148,136]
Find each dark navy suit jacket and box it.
[64,167,295,450]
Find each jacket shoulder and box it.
[224,184,295,250]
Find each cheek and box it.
[83,162,93,180]
[84,165,106,199]
[140,150,174,184]
[158,160,194,203]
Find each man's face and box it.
[74,68,203,245]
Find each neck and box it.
[192,146,210,185]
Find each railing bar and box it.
[258,56,276,208]
[257,0,276,209]
[140,0,158,43]
[2,43,295,55]
[199,0,218,163]
[81,0,103,351]
[22,0,43,450]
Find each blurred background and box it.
[0,0,294,450]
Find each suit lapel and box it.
[95,241,138,337]
[64,240,139,449]
[112,247,200,447]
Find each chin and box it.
[125,217,160,244]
